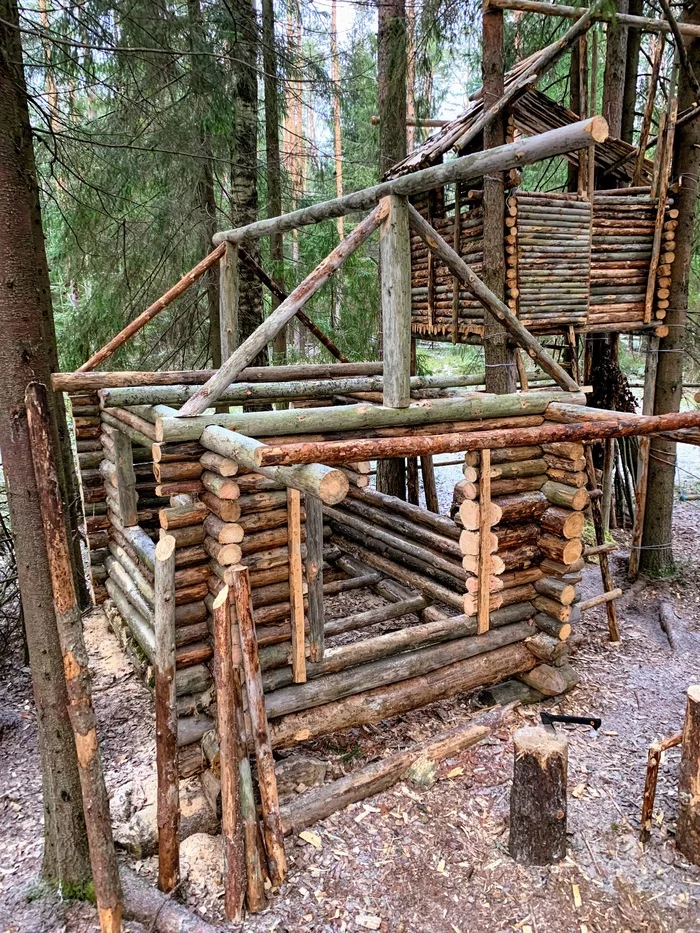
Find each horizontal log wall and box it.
[409,186,666,338]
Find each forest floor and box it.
[2,504,700,931]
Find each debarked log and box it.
[268,641,537,748]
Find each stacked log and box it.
[531,441,588,645]
[590,193,660,328]
[410,185,486,340]
[511,192,590,329]
[69,391,109,601]
[202,455,310,682]
[455,447,547,618]
[654,203,678,322]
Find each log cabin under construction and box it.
[47,19,700,911]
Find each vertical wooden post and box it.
[601,438,615,535]
[154,535,179,894]
[305,495,324,662]
[230,566,287,886]
[220,242,239,360]
[677,685,700,864]
[629,335,659,579]
[577,33,589,197]
[406,457,420,505]
[25,382,122,933]
[584,446,621,642]
[451,182,462,343]
[212,586,245,920]
[477,447,492,635]
[634,34,665,187]
[380,194,411,408]
[110,428,138,526]
[509,726,568,865]
[588,26,598,194]
[420,455,439,514]
[287,488,307,683]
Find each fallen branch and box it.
[120,866,223,932]
[279,703,516,833]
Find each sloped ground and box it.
[2,506,700,932]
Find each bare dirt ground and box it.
[2,505,700,932]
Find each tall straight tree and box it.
[377,0,408,499]
[262,0,286,360]
[0,0,90,886]
[640,5,700,576]
[482,6,516,393]
[601,0,629,139]
[621,0,643,143]
[231,0,265,361]
[188,0,220,366]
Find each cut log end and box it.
[155,534,176,562]
[318,469,350,505]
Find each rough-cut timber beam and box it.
[180,205,388,417]
[156,391,583,443]
[78,245,225,373]
[407,204,580,393]
[486,0,700,36]
[52,362,384,393]
[239,249,349,362]
[97,373,495,408]
[255,410,700,466]
[212,117,608,245]
[453,0,603,153]
[199,425,349,505]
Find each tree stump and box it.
[677,685,700,864]
[509,726,568,865]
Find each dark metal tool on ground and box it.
[541,711,601,730]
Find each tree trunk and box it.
[602,0,629,140]
[377,0,408,499]
[621,0,643,144]
[261,0,286,362]
[231,0,265,363]
[187,0,220,367]
[482,7,516,393]
[0,0,90,886]
[640,5,700,577]
[567,42,581,190]
[330,0,344,330]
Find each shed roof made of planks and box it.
[387,74,652,185]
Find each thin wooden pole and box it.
[78,244,225,373]
[287,489,307,683]
[211,587,245,921]
[229,567,287,886]
[629,333,660,579]
[220,243,239,361]
[420,455,440,513]
[154,535,179,894]
[640,730,682,842]
[584,446,621,642]
[634,35,665,186]
[25,382,122,933]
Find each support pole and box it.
[305,495,325,662]
[25,382,122,933]
[380,195,412,408]
[229,567,287,886]
[584,446,621,642]
[508,725,568,865]
[220,243,239,360]
[211,587,245,920]
[154,535,179,894]
[287,489,307,683]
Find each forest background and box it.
[18,0,692,378]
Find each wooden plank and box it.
[287,489,307,683]
[220,243,239,360]
[477,448,492,635]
